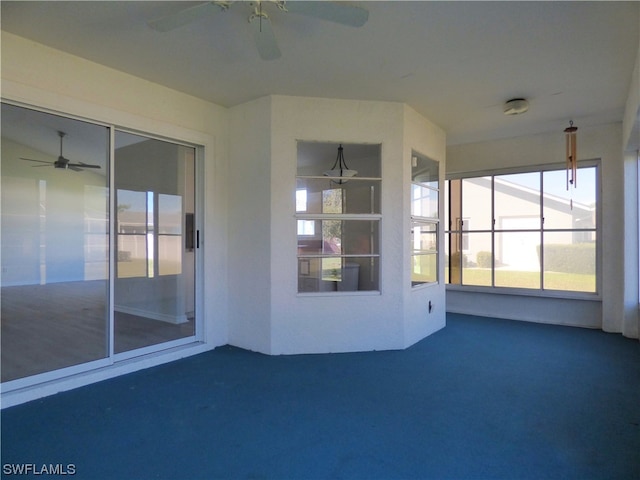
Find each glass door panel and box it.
[158,194,183,276]
[1,103,109,382]
[114,131,196,354]
[116,189,149,278]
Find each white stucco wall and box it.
[447,123,627,334]
[1,32,230,406]
[227,96,273,352]
[227,95,446,354]
[270,96,407,354]
[622,14,640,152]
[623,151,639,339]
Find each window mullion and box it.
[491,175,495,288]
[540,171,545,290]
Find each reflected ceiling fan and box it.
[148,0,369,60]
[20,131,101,172]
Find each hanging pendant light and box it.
[564,120,578,190]
[323,144,357,184]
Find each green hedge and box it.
[540,243,595,275]
[476,251,492,268]
[449,252,470,267]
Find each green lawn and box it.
[446,268,595,293]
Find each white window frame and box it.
[411,154,440,288]
[445,161,601,299]
[295,143,382,295]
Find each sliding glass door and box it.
[1,103,200,385]
[1,104,110,382]
[114,131,196,354]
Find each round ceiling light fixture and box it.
[503,98,529,115]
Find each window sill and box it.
[445,284,601,301]
[297,290,381,298]
[411,281,439,290]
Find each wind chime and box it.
[564,120,578,190]
[564,120,578,209]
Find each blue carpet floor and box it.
[2,313,639,479]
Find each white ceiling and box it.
[1,1,638,146]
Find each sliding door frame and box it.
[111,127,203,362]
[1,101,205,393]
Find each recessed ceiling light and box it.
[503,98,529,115]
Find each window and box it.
[411,153,440,286]
[446,164,598,294]
[296,142,381,293]
[116,189,152,278]
[116,189,185,278]
[158,193,183,276]
[296,189,315,236]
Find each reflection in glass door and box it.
[1,103,110,382]
[1,103,200,387]
[114,131,196,354]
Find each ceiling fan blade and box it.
[249,15,281,61]
[68,165,84,172]
[284,1,369,27]
[20,157,54,164]
[69,162,101,169]
[148,1,229,32]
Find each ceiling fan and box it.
[147,1,369,60]
[20,131,101,172]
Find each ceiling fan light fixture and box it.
[503,98,529,116]
[147,1,369,60]
[249,3,281,60]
